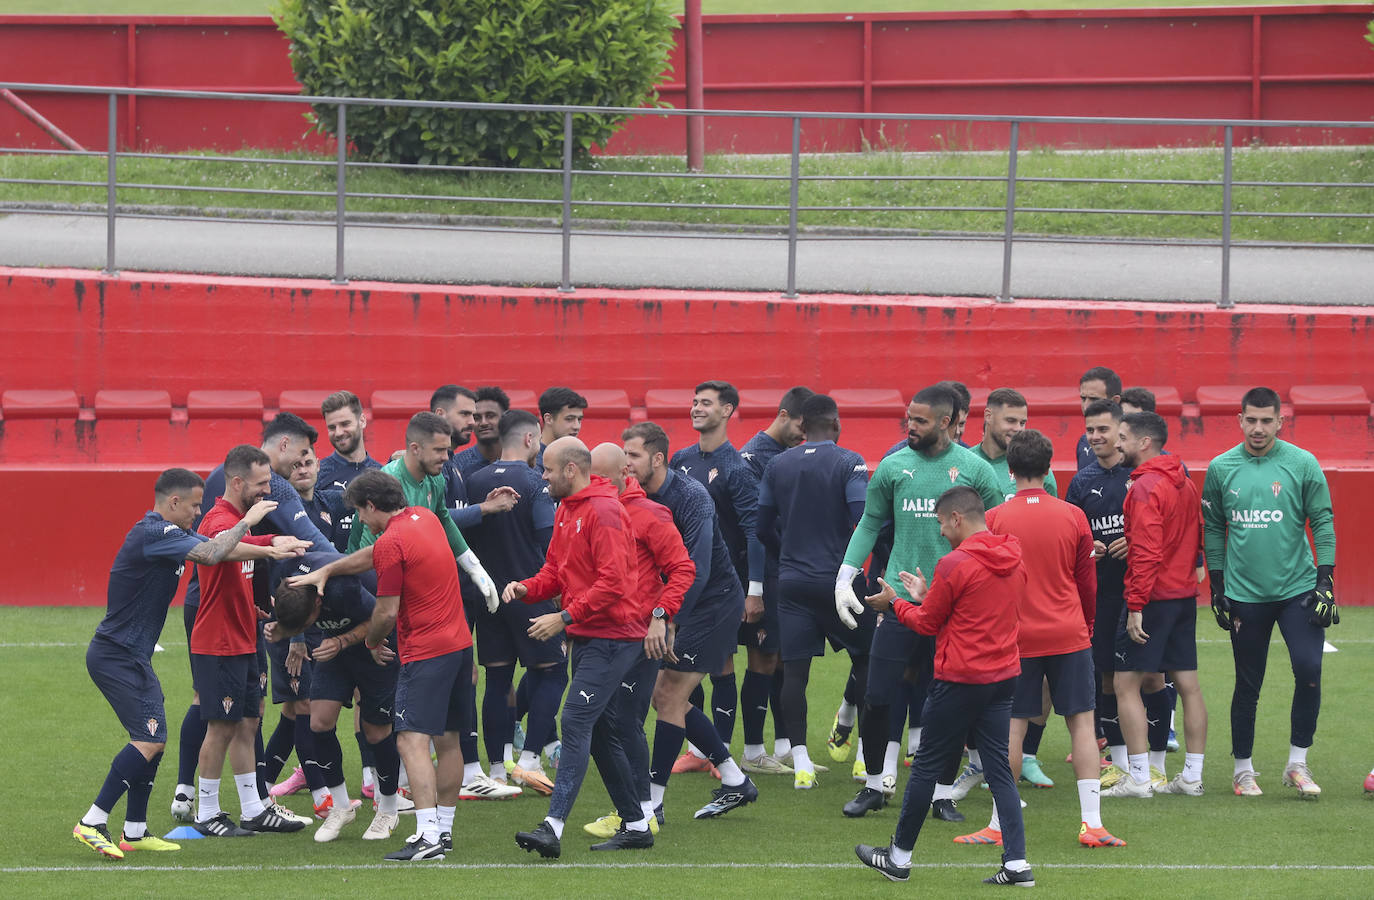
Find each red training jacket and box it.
[520,475,641,640]
[1122,454,1203,612]
[987,487,1096,657]
[889,529,1025,684]
[620,477,696,623]
[192,497,275,656]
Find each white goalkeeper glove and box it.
[458,551,500,614]
[834,563,863,630]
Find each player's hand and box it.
[1107,537,1129,560]
[502,581,528,605]
[1208,571,1232,631]
[262,621,280,642]
[835,581,864,629]
[479,486,520,515]
[1305,567,1338,627]
[898,569,927,602]
[286,640,308,675]
[287,567,329,596]
[1126,610,1148,644]
[267,535,311,559]
[743,592,764,623]
[389,449,405,462]
[864,577,896,613]
[473,565,500,614]
[1092,540,1108,559]
[369,637,394,666]
[311,636,342,662]
[528,612,566,641]
[644,617,669,660]
[241,499,279,527]
[664,623,678,664]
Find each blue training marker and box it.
[163,825,207,841]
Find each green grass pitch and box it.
[3,604,1371,897]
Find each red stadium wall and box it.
[1,6,1372,154]
[1,266,1371,606]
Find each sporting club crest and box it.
[290,678,300,695]
[947,467,959,483]
[1271,481,1282,498]
[222,696,234,715]
[708,467,719,483]
[146,718,159,736]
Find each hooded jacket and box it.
[520,475,642,640]
[1123,454,1202,612]
[619,477,696,621]
[889,529,1025,684]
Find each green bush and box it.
[273,0,678,167]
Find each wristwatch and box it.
[651,606,668,621]
[560,609,573,626]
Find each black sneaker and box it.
[843,787,888,818]
[241,806,307,833]
[983,864,1035,887]
[440,831,452,852]
[591,826,654,851]
[855,843,910,882]
[194,812,256,837]
[693,777,759,819]
[515,821,561,859]
[931,798,965,823]
[384,834,446,862]
[654,803,665,826]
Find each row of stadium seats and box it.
[1,385,1370,468]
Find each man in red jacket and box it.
[1104,412,1209,799]
[503,437,646,859]
[964,429,1124,848]
[857,486,1035,888]
[582,443,697,839]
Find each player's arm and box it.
[532,483,556,554]
[649,517,696,619]
[840,464,891,571]
[286,545,376,596]
[905,558,959,635]
[265,479,334,552]
[974,461,1003,513]
[363,594,399,656]
[182,498,277,565]
[755,472,781,556]
[1200,464,1228,574]
[435,502,473,557]
[1045,468,1059,499]
[560,514,635,625]
[845,455,870,528]
[1072,516,1098,633]
[1122,482,1165,612]
[670,497,714,623]
[1302,456,1336,567]
[729,465,766,597]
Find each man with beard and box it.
[317,390,381,497]
[453,386,512,479]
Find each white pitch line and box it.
[6,862,1374,874]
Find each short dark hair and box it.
[263,411,318,445]
[935,485,986,520]
[986,387,1027,411]
[499,409,540,444]
[474,386,511,412]
[1241,386,1282,414]
[343,469,407,513]
[913,384,956,424]
[1120,387,1156,413]
[1084,399,1124,421]
[1006,429,1054,480]
[1080,366,1123,398]
[154,467,204,499]
[321,390,362,419]
[694,380,739,411]
[1122,411,1168,449]
[623,422,669,461]
[406,411,452,446]
[937,380,972,414]
[800,393,839,435]
[224,444,271,480]
[778,386,815,418]
[272,579,318,633]
[538,387,588,418]
[431,384,476,412]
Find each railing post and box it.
[331,102,348,285]
[1220,125,1234,309]
[996,120,1019,303]
[783,116,801,299]
[559,110,574,293]
[103,92,118,276]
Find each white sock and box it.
[462,761,482,783]
[718,758,746,787]
[773,737,792,759]
[1077,778,1102,828]
[236,773,264,819]
[1128,752,1149,785]
[641,800,657,821]
[1234,756,1254,776]
[908,727,922,756]
[175,782,194,800]
[650,782,666,806]
[196,777,221,822]
[624,815,649,832]
[544,815,564,839]
[1287,745,1308,767]
[1110,744,1129,769]
[889,843,912,867]
[855,738,865,765]
[1004,858,1030,873]
[866,773,885,791]
[503,743,515,766]
[83,803,109,826]
[436,804,454,835]
[933,782,952,801]
[378,789,398,815]
[329,783,349,808]
[744,743,765,760]
[989,803,1002,832]
[543,740,560,758]
[968,749,982,770]
[310,786,329,806]
[398,760,408,789]
[361,766,376,789]
[689,743,706,760]
[791,745,813,775]
[123,820,147,838]
[836,701,858,728]
[1183,753,1204,782]
[518,750,540,770]
[883,741,900,777]
[489,763,506,781]
[416,808,438,842]
[1149,749,1166,774]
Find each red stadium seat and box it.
[186,390,263,418]
[0,389,84,463]
[1289,385,1371,416]
[831,388,904,416]
[1139,387,1184,417]
[277,390,337,420]
[1,389,80,418]
[1016,386,1083,417]
[94,390,171,419]
[185,390,265,465]
[92,390,174,463]
[1195,385,1251,416]
[505,390,538,415]
[577,389,631,418]
[369,390,432,419]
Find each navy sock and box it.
[93,743,149,815]
[843,665,863,707]
[313,727,346,788]
[515,671,532,720]
[1145,688,1171,752]
[689,683,705,710]
[482,664,516,767]
[525,663,569,755]
[710,673,738,746]
[1023,720,1046,757]
[263,712,296,783]
[769,667,787,742]
[887,698,908,740]
[685,704,731,766]
[254,723,269,799]
[459,678,479,768]
[125,751,161,825]
[650,720,687,786]
[1099,692,1123,747]
[295,714,325,791]
[740,669,772,746]
[369,732,400,796]
[355,728,377,770]
[862,703,890,773]
[177,704,205,785]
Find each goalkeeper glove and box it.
[834,564,863,630]
[1208,571,1232,632]
[1306,565,1338,628]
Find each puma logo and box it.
[680,653,697,664]
[900,469,917,479]
[1090,488,1103,497]
[579,690,596,703]
[621,682,636,693]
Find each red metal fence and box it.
[2,6,1371,154]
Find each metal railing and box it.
[1,82,1372,307]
